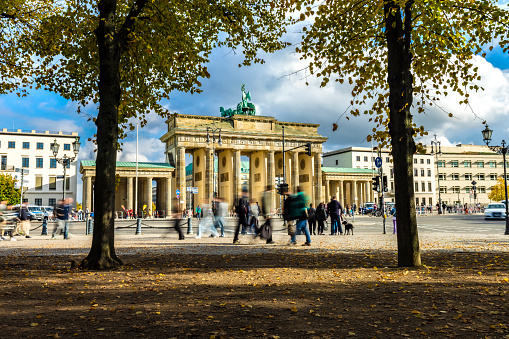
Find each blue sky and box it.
[1,7,508,201]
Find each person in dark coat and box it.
[233,188,251,244]
[327,196,344,235]
[315,202,327,235]
[307,203,317,235]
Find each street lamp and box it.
[481,124,509,235]
[430,134,443,214]
[206,127,222,205]
[51,136,81,200]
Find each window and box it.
[440,187,447,194]
[490,174,497,180]
[438,160,445,167]
[390,182,394,190]
[438,174,446,180]
[477,161,484,168]
[8,141,15,148]
[386,157,390,163]
[427,159,431,164]
[414,182,419,192]
[451,187,460,194]
[65,177,70,190]
[464,160,471,168]
[489,161,496,168]
[429,197,433,205]
[428,182,432,192]
[465,186,471,193]
[465,173,472,181]
[356,156,360,161]
[35,177,43,190]
[22,142,30,149]
[22,198,28,203]
[421,182,426,192]
[36,142,43,150]
[416,198,419,206]
[22,157,29,168]
[478,174,485,181]
[420,159,424,164]
[36,158,43,168]
[35,198,42,206]
[49,198,56,207]
[335,160,338,165]
[364,156,368,162]
[479,187,486,194]
[420,169,425,177]
[50,158,57,168]
[451,160,458,167]
[451,174,459,181]
[414,169,418,176]
[427,169,431,177]
[49,177,56,190]
[390,168,394,179]
[64,143,71,151]
[1,156,6,170]
[414,158,417,164]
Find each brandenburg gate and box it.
[80,86,375,215]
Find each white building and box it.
[323,146,436,206]
[0,128,80,207]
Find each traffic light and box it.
[382,175,388,192]
[304,142,312,156]
[277,183,289,195]
[372,177,380,191]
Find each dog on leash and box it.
[342,219,354,235]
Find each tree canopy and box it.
[292,0,509,266]
[488,178,509,202]
[0,174,21,205]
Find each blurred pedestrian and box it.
[291,186,311,246]
[196,200,218,238]
[258,185,275,244]
[233,188,250,244]
[52,199,70,240]
[19,202,32,238]
[213,197,227,237]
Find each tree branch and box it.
[116,0,149,54]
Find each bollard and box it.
[187,217,193,235]
[135,218,142,235]
[41,218,48,236]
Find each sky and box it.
[1,4,508,202]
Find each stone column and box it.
[351,180,357,211]
[292,152,299,192]
[206,147,214,204]
[85,176,92,212]
[325,180,330,204]
[127,177,133,210]
[338,180,344,207]
[314,153,322,205]
[166,177,171,217]
[249,154,255,195]
[146,177,153,217]
[364,181,370,204]
[233,150,241,203]
[177,146,186,207]
[267,151,275,212]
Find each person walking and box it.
[315,202,327,235]
[249,201,260,234]
[233,188,251,244]
[307,203,317,235]
[52,199,70,239]
[391,206,397,234]
[196,205,201,220]
[213,197,227,237]
[167,199,185,240]
[19,202,32,238]
[328,196,344,235]
[195,201,218,238]
[290,186,311,246]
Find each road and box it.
[40,213,507,236]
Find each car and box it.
[41,206,55,220]
[484,203,507,220]
[363,202,375,214]
[27,205,44,221]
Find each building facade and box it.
[425,144,509,205]
[0,128,80,206]
[323,147,436,206]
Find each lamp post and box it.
[206,127,222,206]
[481,124,509,235]
[430,134,442,214]
[51,136,81,201]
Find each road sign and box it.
[186,187,192,192]
[191,187,198,194]
[57,175,65,179]
[375,157,382,168]
[176,189,180,195]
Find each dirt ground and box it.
[1,244,508,339]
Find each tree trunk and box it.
[81,0,123,269]
[384,0,421,267]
